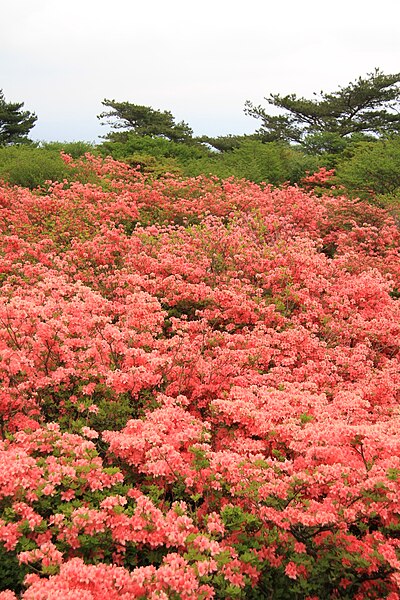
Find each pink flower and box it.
[81,426,99,439]
[285,561,299,580]
[61,489,75,501]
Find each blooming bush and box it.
[0,154,399,598]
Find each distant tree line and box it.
[1,70,400,213]
[4,69,400,149]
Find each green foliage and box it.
[301,132,359,166]
[40,382,159,436]
[99,134,319,185]
[0,90,37,146]
[197,134,254,153]
[40,140,96,158]
[0,145,70,188]
[334,136,400,199]
[123,153,182,177]
[0,544,29,593]
[99,133,211,177]
[245,69,400,147]
[183,140,320,184]
[221,505,261,533]
[188,446,210,470]
[98,100,193,143]
[99,133,208,162]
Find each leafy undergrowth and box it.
[0,154,399,599]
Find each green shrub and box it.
[335,136,400,198]
[40,140,96,158]
[0,146,69,188]
[183,140,320,185]
[0,544,29,593]
[98,134,320,185]
[99,134,209,163]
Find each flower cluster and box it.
[0,154,399,598]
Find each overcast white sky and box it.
[1,0,400,142]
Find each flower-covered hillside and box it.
[0,154,399,599]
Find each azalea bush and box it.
[0,153,399,598]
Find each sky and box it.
[1,0,400,143]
